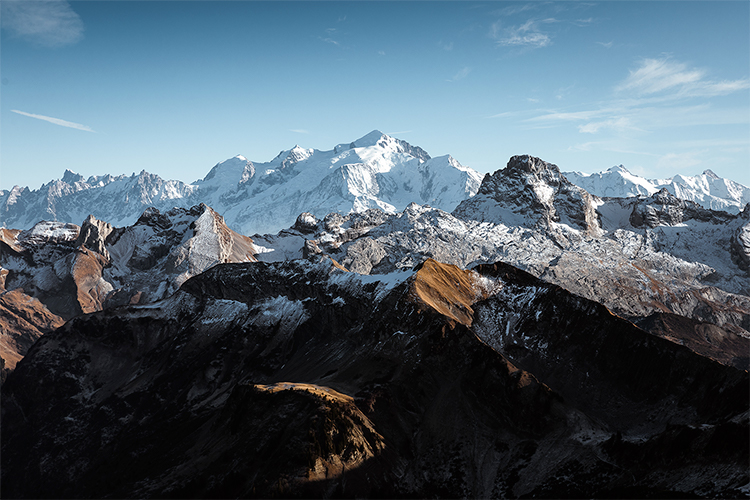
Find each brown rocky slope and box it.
[2,258,746,498]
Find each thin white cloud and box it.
[617,58,750,97]
[487,111,514,119]
[572,17,594,27]
[387,130,412,136]
[596,41,613,49]
[617,58,703,94]
[527,109,605,123]
[378,50,386,56]
[578,117,638,134]
[493,4,537,18]
[289,129,309,134]
[1,0,83,47]
[447,66,471,82]
[526,97,540,103]
[439,41,454,51]
[494,18,556,49]
[321,37,340,46]
[12,110,94,132]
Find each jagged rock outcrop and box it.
[75,215,115,261]
[453,155,602,241]
[0,204,257,370]
[257,194,750,341]
[2,258,746,498]
[629,188,736,228]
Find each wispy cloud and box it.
[492,18,556,49]
[572,17,594,27]
[526,56,750,138]
[378,50,386,56]
[616,58,750,97]
[1,0,83,47]
[12,110,94,132]
[439,41,454,51]
[596,41,613,49]
[578,117,639,134]
[320,37,340,46]
[447,66,471,82]
[487,111,514,119]
[492,3,537,18]
[289,129,309,134]
[387,130,412,136]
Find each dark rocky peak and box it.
[134,206,175,230]
[455,155,601,236]
[475,155,566,198]
[75,214,115,261]
[629,188,736,228]
[292,212,319,234]
[61,169,84,184]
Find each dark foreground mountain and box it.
[2,258,747,498]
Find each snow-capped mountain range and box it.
[0,130,482,235]
[2,151,748,498]
[563,165,750,213]
[2,130,748,235]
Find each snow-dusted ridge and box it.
[1,130,482,235]
[564,165,750,214]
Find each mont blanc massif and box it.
[1,131,749,499]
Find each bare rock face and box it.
[629,188,736,228]
[255,154,749,345]
[0,204,257,371]
[0,289,64,373]
[732,204,750,271]
[454,155,602,239]
[75,215,114,261]
[1,258,746,498]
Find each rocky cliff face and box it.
[0,204,257,370]
[256,194,750,343]
[2,258,746,498]
[453,155,603,243]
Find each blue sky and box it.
[2,1,748,191]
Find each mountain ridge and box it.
[0,131,482,235]
[3,131,748,235]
